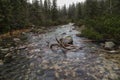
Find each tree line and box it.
[0,0,120,43]
[0,0,59,34]
[79,0,120,43]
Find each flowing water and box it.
[0,24,120,80]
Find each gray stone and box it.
[100,43,105,48]
[1,48,9,53]
[18,46,27,50]
[119,46,120,49]
[5,53,12,58]
[62,36,73,44]
[13,38,21,42]
[76,33,81,37]
[0,60,4,66]
[21,32,26,35]
[105,41,115,50]
[4,53,13,63]
[107,50,119,54]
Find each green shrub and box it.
[82,27,103,40]
[82,15,120,42]
[75,20,85,26]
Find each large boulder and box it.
[62,36,73,44]
[105,41,115,50]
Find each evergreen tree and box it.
[68,3,76,21]
[76,3,82,20]
[51,0,58,21]
[0,0,13,33]
[84,0,98,18]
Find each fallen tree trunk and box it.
[55,37,82,50]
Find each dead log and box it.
[55,37,81,50]
[49,43,60,49]
[81,39,115,43]
[48,37,84,51]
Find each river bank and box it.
[0,24,120,80]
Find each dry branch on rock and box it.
[48,37,83,52]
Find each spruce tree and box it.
[51,0,58,21]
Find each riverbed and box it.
[0,24,120,80]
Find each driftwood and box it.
[100,49,120,54]
[56,37,78,50]
[81,39,116,43]
[48,37,83,51]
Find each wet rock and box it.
[13,38,21,42]
[5,53,12,58]
[107,50,119,54]
[54,64,60,70]
[76,33,81,37]
[72,71,76,77]
[72,26,75,30]
[0,60,4,66]
[118,46,120,49]
[55,72,60,78]
[38,29,43,33]
[30,63,35,68]
[43,64,49,69]
[42,60,49,64]
[62,32,66,35]
[4,53,13,63]
[17,46,27,50]
[44,77,55,80]
[44,69,55,78]
[76,69,86,76]
[1,48,9,53]
[100,43,105,48]
[62,36,73,44]
[21,32,26,35]
[105,42,115,50]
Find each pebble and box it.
[43,65,49,69]
[96,60,101,64]
[13,38,21,42]
[62,61,68,64]
[30,63,34,68]
[42,60,49,64]
[72,71,76,77]
[55,72,60,78]
[1,48,9,53]
[0,60,4,66]
[5,53,12,58]
[54,64,60,70]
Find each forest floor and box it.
[0,23,120,80]
[0,29,31,39]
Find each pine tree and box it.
[30,0,42,25]
[84,0,98,18]
[68,3,76,21]
[0,0,13,33]
[51,0,58,21]
[76,3,82,20]
[112,0,120,15]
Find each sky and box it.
[30,0,85,7]
[56,0,85,7]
